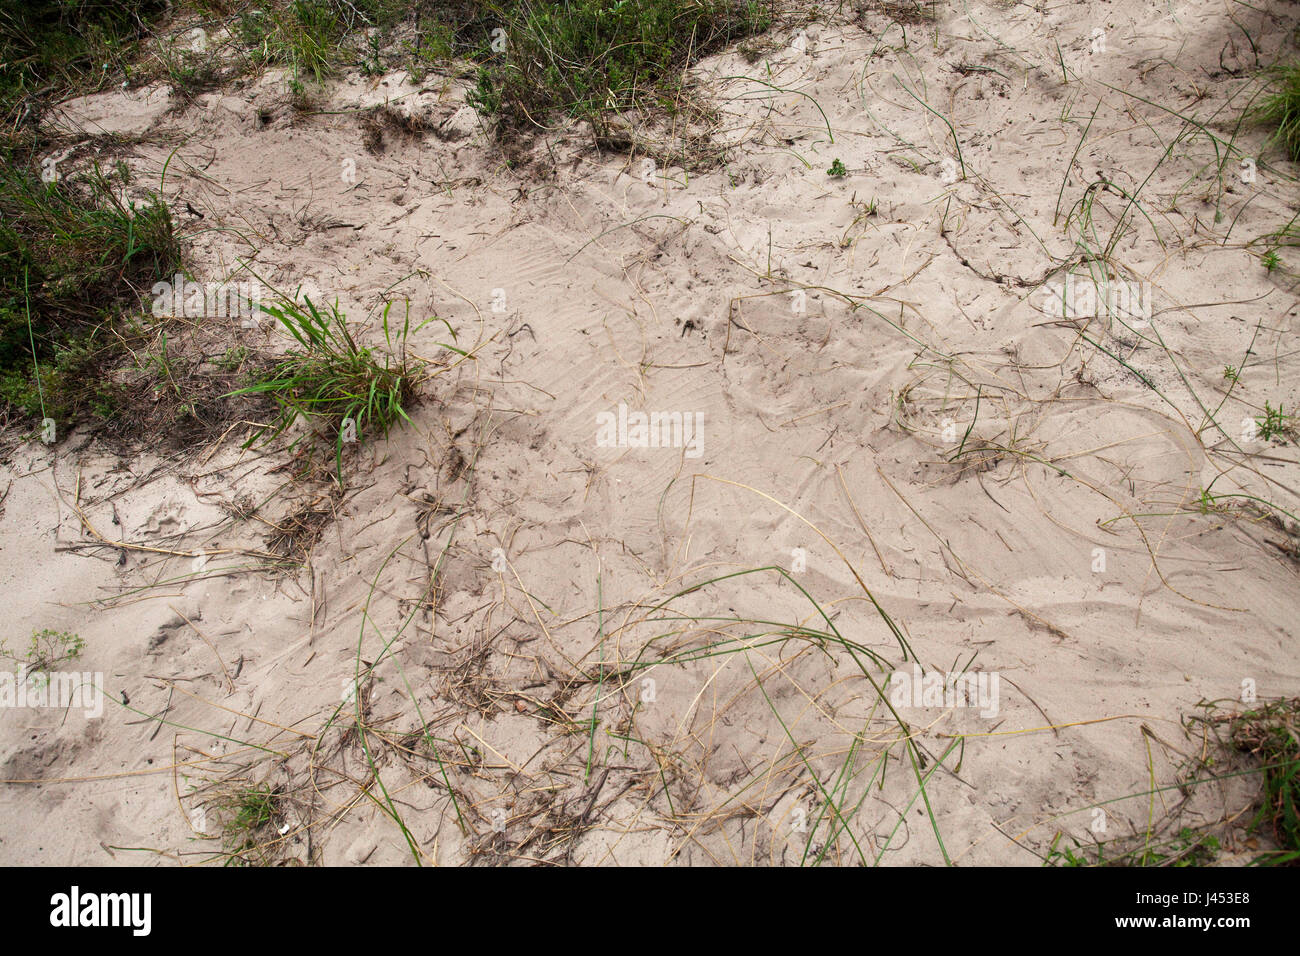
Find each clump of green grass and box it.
[0,160,180,427]
[155,35,224,101]
[273,0,345,86]
[236,0,422,90]
[230,785,275,830]
[0,0,167,122]
[7,1,776,137]
[220,783,279,865]
[231,295,461,476]
[230,1,338,89]
[468,0,773,130]
[1255,61,1300,162]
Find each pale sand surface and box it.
[2,2,1297,865]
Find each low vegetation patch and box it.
[0,0,168,122]
[7,1,777,134]
[466,0,773,129]
[0,161,180,431]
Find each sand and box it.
[2,0,1298,865]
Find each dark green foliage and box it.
[469,1,773,127]
[0,161,180,424]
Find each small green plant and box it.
[156,38,221,100]
[1223,365,1240,383]
[1262,249,1281,272]
[230,294,462,477]
[0,628,84,672]
[220,783,279,864]
[466,65,502,117]
[360,31,384,77]
[401,22,454,81]
[142,330,182,397]
[827,158,847,178]
[217,345,248,371]
[230,785,275,831]
[1257,401,1291,442]
[1044,832,1091,866]
[1155,828,1221,866]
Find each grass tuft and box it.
[1255,61,1300,162]
[219,783,280,865]
[467,0,773,130]
[230,294,461,477]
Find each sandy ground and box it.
[2,0,1299,865]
